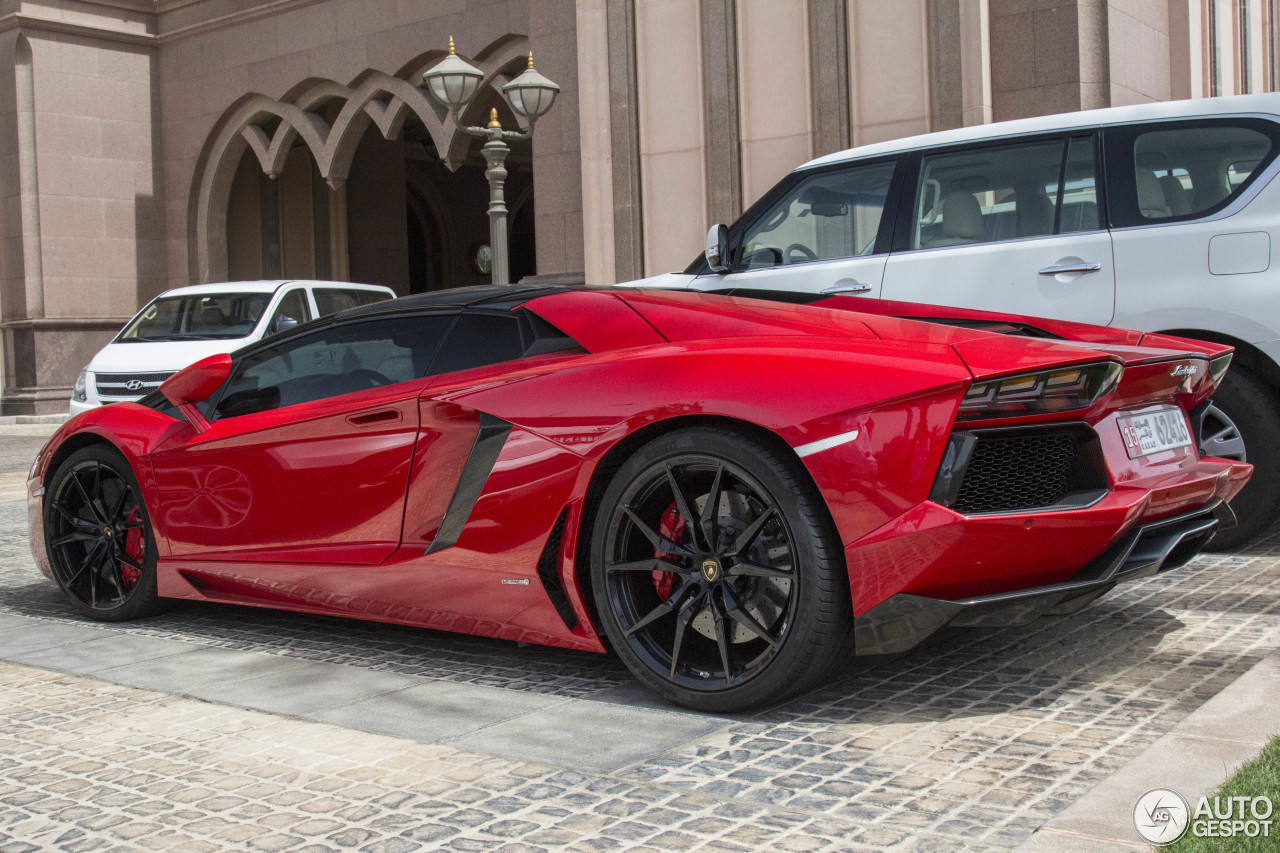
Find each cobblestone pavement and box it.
[1,482,1279,851]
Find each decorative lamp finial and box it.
[528,51,534,69]
[488,107,501,128]
[448,36,456,55]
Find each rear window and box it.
[1105,119,1280,227]
[314,288,392,317]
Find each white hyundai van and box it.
[636,94,1280,547]
[72,279,394,415]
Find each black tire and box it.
[1201,368,1280,550]
[590,426,852,712]
[44,444,164,621]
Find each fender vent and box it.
[537,508,578,631]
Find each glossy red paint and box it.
[844,455,1248,613]
[618,290,880,342]
[160,353,233,405]
[819,296,1234,359]
[29,288,1253,661]
[150,381,427,564]
[521,290,665,352]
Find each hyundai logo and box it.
[125,379,144,391]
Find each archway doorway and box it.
[204,38,540,292]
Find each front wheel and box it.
[44,444,164,621]
[590,427,852,713]
[1200,368,1280,550]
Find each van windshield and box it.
[117,293,273,342]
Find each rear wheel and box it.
[1200,368,1280,550]
[591,426,852,712]
[44,445,163,621]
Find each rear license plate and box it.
[1118,407,1193,458]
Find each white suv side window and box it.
[1133,125,1273,219]
[1105,119,1280,227]
[912,137,1099,250]
[733,162,895,270]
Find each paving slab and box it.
[308,679,568,741]
[0,619,106,656]
[446,696,732,773]
[0,612,42,633]
[181,658,428,715]
[93,643,313,692]
[6,632,196,676]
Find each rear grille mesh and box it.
[94,371,175,398]
[952,433,1080,515]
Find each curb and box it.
[1013,647,1280,851]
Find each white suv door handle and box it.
[1038,262,1102,276]
[822,282,873,294]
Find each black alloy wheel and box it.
[1199,369,1280,550]
[45,445,163,621]
[592,426,852,712]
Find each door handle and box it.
[1038,262,1102,276]
[822,282,873,294]
[347,409,401,427]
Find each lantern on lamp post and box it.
[423,39,560,285]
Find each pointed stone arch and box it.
[188,34,531,283]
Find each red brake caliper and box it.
[120,507,144,591]
[653,503,685,602]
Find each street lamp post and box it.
[423,39,560,285]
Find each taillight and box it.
[957,362,1123,421]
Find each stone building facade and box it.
[0,0,1271,412]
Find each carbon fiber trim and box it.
[424,413,512,555]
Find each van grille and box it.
[94,371,175,398]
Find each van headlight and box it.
[72,370,88,403]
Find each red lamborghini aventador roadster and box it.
[27,286,1250,712]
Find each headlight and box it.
[72,369,88,403]
[1209,353,1232,388]
[957,362,1123,421]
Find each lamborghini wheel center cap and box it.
[700,558,722,584]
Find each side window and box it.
[427,310,584,376]
[215,315,454,419]
[314,287,392,316]
[265,289,311,336]
[427,313,528,375]
[733,161,896,270]
[1106,119,1280,227]
[913,138,1086,250]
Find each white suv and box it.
[72,280,395,415]
[637,94,1280,547]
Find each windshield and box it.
[116,293,273,342]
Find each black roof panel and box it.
[334,284,576,322]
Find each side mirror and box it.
[705,224,731,273]
[272,315,299,334]
[159,353,232,433]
